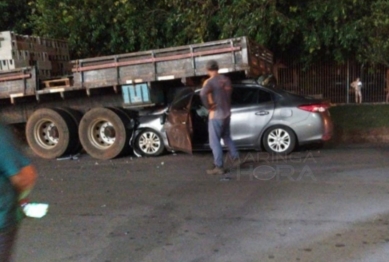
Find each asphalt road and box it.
[14,145,389,262]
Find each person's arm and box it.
[9,165,37,200]
[200,80,215,109]
[0,126,37,200]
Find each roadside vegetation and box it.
[1,0,389,67]
[329,104,389,143]
[330,105,389,130]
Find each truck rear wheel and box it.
[57,108,83,154]
[79,107,130,160]
[26,108,78,159]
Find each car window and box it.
[231,87,259,105]
[258,89,272,103]
[231,87,273,105]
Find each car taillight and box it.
[298,104,329,113]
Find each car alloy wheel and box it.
[136,129,165,156]
[267,128,291,153]
[263,126,296,155]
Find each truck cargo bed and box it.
[0,36,272,105]
[71,36,273,88]
[0,67,38,102]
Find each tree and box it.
[358,0,389,67]
[30,0,171,58]
[0,0,32,34]
[163,0,221,44]
[164,0,369,65]
[24,0,389,67]
[214,0,368,65]
[274,0,367,64]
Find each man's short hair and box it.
[206,60,219,71]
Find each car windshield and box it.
[264,85,288,94]
[194,75,297,96]
[254,75,309,97]
[255,75,292,94]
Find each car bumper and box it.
[293,111,333,144]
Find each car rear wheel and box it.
[135,129,165,156]
[262,126,296,155]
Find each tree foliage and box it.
[358,0,389,67]
[0,0,32,34]
[271,0,367,63]
[0,0,388,66]
[29,0,172,57]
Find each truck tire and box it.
[26,108,78,159]
[57,108,84,154]
[79,107,130,160]
[108,107,135,154]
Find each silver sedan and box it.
[131,81,333,156]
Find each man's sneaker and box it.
[206,166,225,175]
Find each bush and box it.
[330,104,389,130]
[329,104,389,144]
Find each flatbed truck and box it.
[0,36,273,160]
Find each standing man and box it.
[0,124,37,261]
[200,60,240,175]
[350,77,363,104]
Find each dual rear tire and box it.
[26,107,133,160]
[78,108,131,160]
[26,108,80,159]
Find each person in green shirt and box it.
[0,124,37,262]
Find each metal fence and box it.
[275,60,389,104]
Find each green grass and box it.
[329,104,389,130]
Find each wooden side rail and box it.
[72,46,241,73]
[0,74,31,82]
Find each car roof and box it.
[194,82,279,94]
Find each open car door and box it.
[164,87,194,154]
